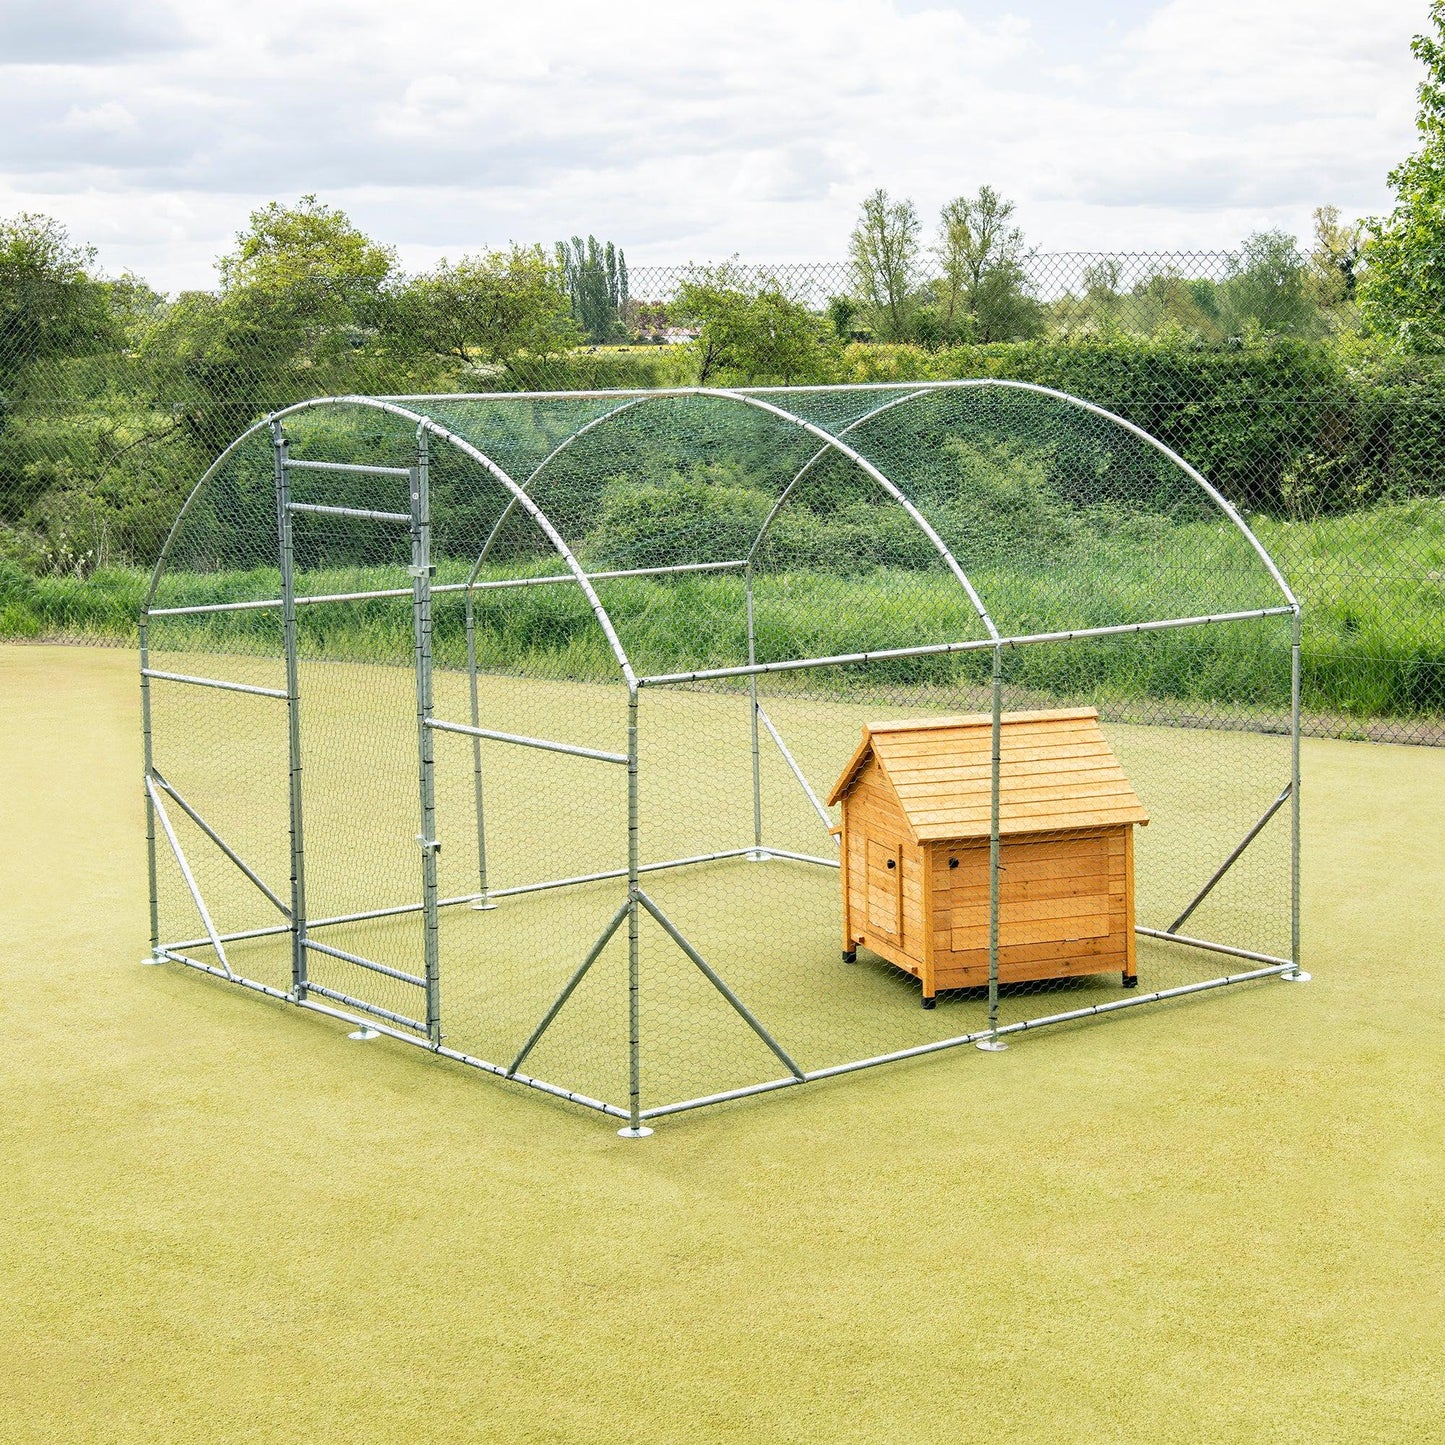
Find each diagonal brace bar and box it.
[146,776,233,979]
[1167,782,1292,935]
[635,890,804,1081]
[507,898,632,1078]
[151,770,290,918]
[755,703,835,839]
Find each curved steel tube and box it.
[145,381,1295,681]
[383,380,1294,611]
[466,395,652,586]
[143,395,637,685]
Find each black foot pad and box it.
[842,950,857,964]
[1122,973,1139,988]
[921,996,937,1009]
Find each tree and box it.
[675,263,833,385]
[387,248,579,372]
[1309,205,1363,308]
[0,213,117,386]
[1217,230,1321,337]
[555,235,628,342]
[848,189,920,341]
[1360,1,1445,347]
[933,186,1042,342]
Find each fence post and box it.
[619,684,652,1136]
[411,426,443,1042]
[273,420,309,1000]
[746,564,764,859]
[1285,605,1310,982]
[139,618,160,958]
[978,644,1008,1051]
[465,589,493,909]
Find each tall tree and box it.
[848,189,920,342]
[555,235,629,342]
[933,186,1042,342]
[1360,1,1445,347]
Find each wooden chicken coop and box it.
[826,708,1149,1007]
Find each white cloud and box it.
[0,0,1426,288]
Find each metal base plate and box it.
[348,1025,381,1041]
[617,1125,654,1138]
[975,1037,1009,1052]
[1281,969,1312,982]
[470,900,498,911]
[140,954,168,966]
[745,849,771,862]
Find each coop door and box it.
[866,838,903,939]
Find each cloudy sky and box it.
[0,0,1428,291]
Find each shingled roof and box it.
[825,707,1149,843]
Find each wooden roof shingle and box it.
[825,707,1149,842]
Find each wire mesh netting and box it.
[141,382,1300,1126]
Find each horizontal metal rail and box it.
[301,937,428,988]
[284,458,412,477]
[166,922,291,950]
[638,606,1298,688]
[287,501,412,524]
[1135,927,1293,968]
[147,596,286,617]
[145,561,749,618]
[426,718,628,765]
[300,982,430,1033]
[637,961,1294,1121]
[141,668,287,699]
[755,847,841,869]
[160,950,629,1119]
[300,848,822,929]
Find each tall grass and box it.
[3,500,1442,722]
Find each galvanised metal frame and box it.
[139,382,1307,1134]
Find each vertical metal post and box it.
[619,685,651,1136]
[1286,606,1308,982]
[139,618,160,957]
[411,428,442,1043]
[465,590,493,908]
[746,566,764,858]
[274,421,309,1000]
[978,645,1008,1051]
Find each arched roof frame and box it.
[740,379,1296,608]
[142,395,640,686]
[146,383,1295,695]
[457,387,1001,641]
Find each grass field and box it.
[3,644,1444,1442]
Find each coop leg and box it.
[921,991,936,1010]
[842,949,857,964]
[1122,972,1138,988]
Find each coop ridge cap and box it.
[863,707,1099,734]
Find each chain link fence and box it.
[2,250,1441,742]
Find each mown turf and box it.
[3,644,1443,1443]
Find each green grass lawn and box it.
[3,644,1444,1442]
